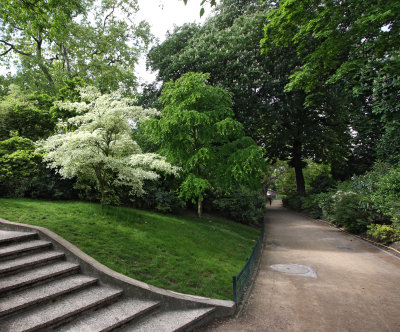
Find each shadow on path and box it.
[203,201,400,332]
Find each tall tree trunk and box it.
[292,140,306,196]
[294,162,306,196]
[197,198,203,218]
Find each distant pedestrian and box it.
[267,196,272,206]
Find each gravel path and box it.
[202,201,400,332]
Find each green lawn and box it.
[0,198,259,300]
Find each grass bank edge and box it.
[0,198,260,300]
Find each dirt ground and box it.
[202,200,400,332]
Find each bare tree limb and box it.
[103,4,116,29]
[0,47,13,56]
[0,39,33,56]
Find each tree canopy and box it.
[40,86,178,205]
[147,72,265,216]
[0,0,151,94]
[146,0,350,195]
[262,0,400,172]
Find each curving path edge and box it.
[203,200,400,332]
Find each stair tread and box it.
[0,230,37,244]
[0,285,123,332]
[0,250,64,274]
[55,298,160,332]
[0,275,98,316]
[0,240,52,257]
[0,261,79,293]
[122,307,216,332]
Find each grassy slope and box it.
[0,198,259,300]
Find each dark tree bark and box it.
[291,140,306,196]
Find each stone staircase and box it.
[0,225,233,332]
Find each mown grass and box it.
[0,198,259,300]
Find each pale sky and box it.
[135,0,214,85]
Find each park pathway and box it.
[203,200,400,332]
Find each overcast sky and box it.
[135,0,214,85]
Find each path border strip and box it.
[314,217,400,256]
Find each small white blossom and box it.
[39,86,178,204]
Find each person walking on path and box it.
[203,200,400,331]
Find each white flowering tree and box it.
[40,86,179,205]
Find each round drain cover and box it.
[270,264,318,278]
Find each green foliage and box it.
[272,160,334,196]
[331,191,369,233]
[0,0,151,94]
[147,0,350,195]
[147,72,265,217]
[282,194,302,212]
[311,192,335,221]
[133,182,183,214]
[28,165,78,200]
[180,174,213,205]
[50,77,87,122]
[295,163,400,239]
[367,224,400,244]
[0,136,42,197]
[300,194,324,219]
[370,164,400,222]
[262,0,400,173]
[0,85,56,141]
[211,189,265,225]
[262,0,400,95]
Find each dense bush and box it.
[282,194,302,211]
[331,191,369,233]
[289,162,400,241]
[370,165,400,223]
[367,224,400,244]
[132,180,183,213]
[0,136,42,197]
[309,174,336,194]
[28,164,78,200]
[211,190,265,225]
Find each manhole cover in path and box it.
[270,264,318,278]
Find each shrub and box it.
[282,193,302,211]
[132,181,183,213]
[331,191,369,233]
[211,190,265,225]
[0,136,42,197]
[309,174,336,194]
[301,194,323,218]
[371,164,400,223]
[28,163,78,200]
[367,224,400,244]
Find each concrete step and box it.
[0,261,80,294]
[0,285,123,332]
[0,230,37,246]
[0,240,52,260]
[0,275,98,317]
[55,298,161,332]
[0,250,64,276]
[121,307,216,332]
